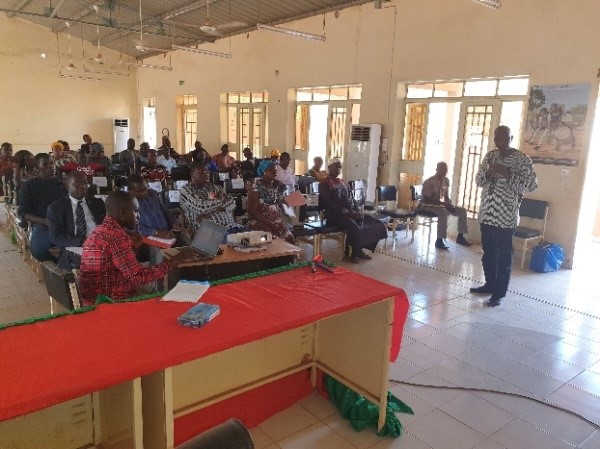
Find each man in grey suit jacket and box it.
[47,171,105,269]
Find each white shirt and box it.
[69,196,97,237]
[275,165,295,186]
[158,156,177,172]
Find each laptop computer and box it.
[178,219,227,260]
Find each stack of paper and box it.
[162,280,210,302]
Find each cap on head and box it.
[328,157,342,167]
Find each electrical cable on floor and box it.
[390,379,600,429]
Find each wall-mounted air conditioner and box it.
[113,118,129,153]
[344,124,381,202]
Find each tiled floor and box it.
[1,210,599,449]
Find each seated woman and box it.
[319,158,387,263]
[246,160,295,244]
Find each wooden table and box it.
[0,267,408,449]
[164,239,302,288]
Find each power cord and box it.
[390,379,600,429]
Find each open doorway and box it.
[574,85,600,268]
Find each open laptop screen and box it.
[191,220,227,258]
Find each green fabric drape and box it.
[324,374,413,438]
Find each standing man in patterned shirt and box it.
[470,125,537,307]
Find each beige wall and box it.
[5,1,598,266]
[0,15,138,155]
[139,0,600,267]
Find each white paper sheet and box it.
[92,176,108,188]
[162,280,210,303]
[66,246,83,256]
[168,190,180,202]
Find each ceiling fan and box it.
[169,1,247,36]
[133,0,170,53]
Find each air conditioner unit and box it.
[113,118,129,153]
[344,124,381,202]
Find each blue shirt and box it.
[137,189,172,236]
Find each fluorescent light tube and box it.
[256,23,325,42]
[119,61,174,71]
[471,0,501,9]
[171,44,232,58]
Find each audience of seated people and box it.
[179,162,241,236]
[214,144,236,171]
[47,171,106,269]
[246,160,295,244]
[79,191,195,305]
[7,138,387,304]
[128,174,184,265]
[18,153,67,261]
[307,156,327,181]
[319,158,387,263]
[275,151,295,186]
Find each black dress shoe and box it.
[355,250,372,260]
[486,295,503,307]
[470,285,493,294]
[435,239,449,250]
[456,236,472,246]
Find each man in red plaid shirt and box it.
[80,191,194,305]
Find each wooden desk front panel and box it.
[171,325,314,416]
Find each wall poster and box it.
[522,83,591,166]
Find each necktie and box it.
[75,200,87,240]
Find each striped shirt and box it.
[476,149,537,229]
[179,183,237,232]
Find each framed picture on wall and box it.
[522,83,592,166]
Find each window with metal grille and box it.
[402,103,426,161]
[400,76,528,217]
[226,91,269,156]
[176,94,197,153]
[456,105,494,215]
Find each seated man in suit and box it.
[418,161,471,249]
[79,191,195,305]
[47,171,106,269]
[128,174,183,265]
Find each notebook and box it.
[177,219,227,259]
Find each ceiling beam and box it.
[100,0,220,46]
[50,0,68,18]
[0,7,195,40]
[53,1,107,33]
[6,0,34,17]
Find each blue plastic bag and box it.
[530,243,565,273]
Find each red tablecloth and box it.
[0,266,408,423]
